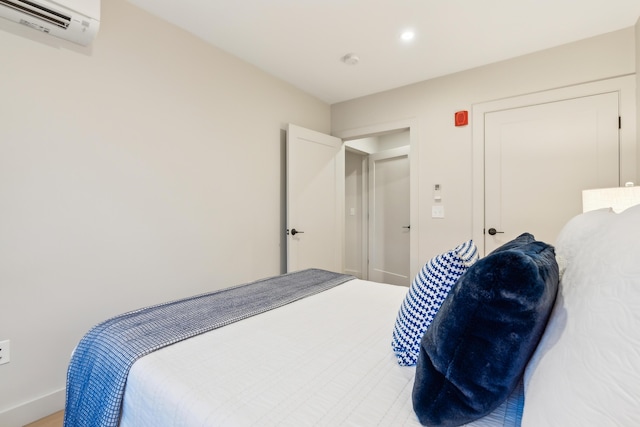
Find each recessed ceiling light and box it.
[400,30,415,42]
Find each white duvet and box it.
[120,279,515,427]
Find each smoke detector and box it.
[341,53,360,65]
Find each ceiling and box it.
[128,0,640,104]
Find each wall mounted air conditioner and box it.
[0,0,100,46]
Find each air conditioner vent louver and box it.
[0,0,70,29]
[0,0,99,45]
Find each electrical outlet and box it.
[0,340,10,365]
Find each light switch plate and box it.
[432,205,445,218]
[0,340,10,365]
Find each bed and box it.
[64,204,640,427]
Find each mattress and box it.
[119,279,518,427]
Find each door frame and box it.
[335,118,420,280]
[471,75,636,256]
[344,147,369,279]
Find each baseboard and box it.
[0,388,65,427]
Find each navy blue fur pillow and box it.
[412,233,559,427]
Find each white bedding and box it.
[120,279,516,427]
[521,205,640,426]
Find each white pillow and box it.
[522,204,640,426]
[553,207,614,280]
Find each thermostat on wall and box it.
[434,184,442,201]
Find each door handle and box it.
[402,225,411,229]
[290,228,304,236]
[487,228,504,236]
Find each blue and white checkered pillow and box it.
[391,239,478,366]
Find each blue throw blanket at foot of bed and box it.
[64,268,354,427]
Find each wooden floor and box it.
[24,411,63,427]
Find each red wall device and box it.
[455,110,469,126]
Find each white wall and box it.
[346,131,410,154]
[332,27,637,269]
[637,17,640,183]
[0,0,329,425]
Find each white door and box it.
[286,124,344,272]
[368,147,410,286]
[484,92,619,253]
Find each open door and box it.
[286,124,344,273]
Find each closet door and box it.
[368,147,410,286]
[484,92,619,253]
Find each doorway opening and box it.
[345,129,411,286]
